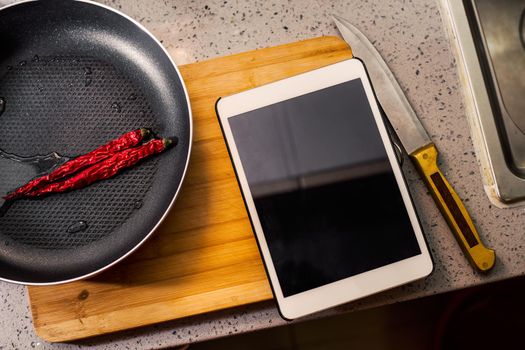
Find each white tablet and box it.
[216,58,433,319]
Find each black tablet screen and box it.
[228,79,421,297]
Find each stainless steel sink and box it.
[442,0,525,206]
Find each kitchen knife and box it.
[333,15,495,272]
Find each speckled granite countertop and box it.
[1,0,524,348]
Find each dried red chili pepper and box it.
[4,128,150,200]
[22,138,172,199]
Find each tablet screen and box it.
[228,78,421,297]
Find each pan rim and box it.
[0,0,194,286]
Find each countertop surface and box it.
[1,0,524,348]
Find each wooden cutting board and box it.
[27,36,353,342]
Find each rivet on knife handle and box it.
[410,144,495,272]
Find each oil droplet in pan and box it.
[0,97,5,116]
[67,221,88,234]
[0,150,70,176]
[111,102,122,113]
[85,77,92,87]
[134,200,143,209]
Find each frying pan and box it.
[0,0,192,284]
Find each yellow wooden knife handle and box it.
[410,144,495,272]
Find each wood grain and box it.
[27,36,353,342]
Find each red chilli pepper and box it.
[4,128,150,200]
[22,138,172,198]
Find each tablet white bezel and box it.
[216,58,433,319]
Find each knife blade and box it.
[333,15,495,272]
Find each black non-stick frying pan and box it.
[0,0,192,284]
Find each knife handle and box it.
[410,144,495,272]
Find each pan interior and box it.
[0,1,191,283]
